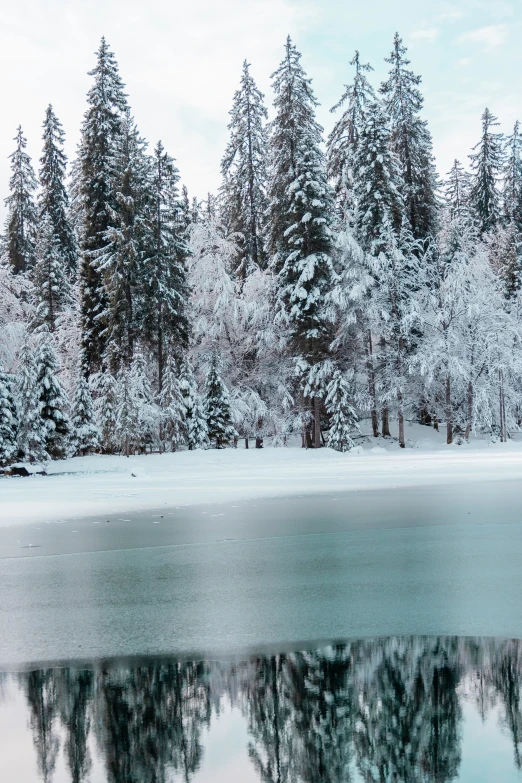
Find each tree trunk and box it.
[397,390,405,448]
[245,437,249,449]
[445,376,453,445]
[382,408,391,438]
[255,437,263,449]
[465,381,473,441]
[313,396,322,448]
[367,331,379,437]
[433,417,439,432]
[499,370,506,443]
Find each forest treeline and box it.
[7,636,522,782]
[1,33,521,463]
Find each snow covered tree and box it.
[129,351,157,451]
[221,60,269,276]
[327,50,375,218]
[267,37,335,447]
[380,33,438,240]
[4,126,38,274]
[77,37,128,374]
[503,121,522,232]
[36,339,70,459]
[444,159,472,223]
[0,362,18,465]
[469,108,504,236]
[115,365,137,456]
[325,368,358,452]
[485,222,522,300]
[70,371,100,456]
[96,112,149,369]
[39,105,77,278]
[32,214,71,332]
[204,352,236,448]
[141,140,189,386]
[94,369,118,453]
[179,358,207,450]
[16,342,47,462]
[158,356,184,451]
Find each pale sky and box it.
[1,0,521,222]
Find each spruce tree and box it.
[129,351,156,451]
[94,369,118,453]
[36,339,70,459]
[204,353,236,448]
[380,33,438,240]
[39,105,77,278]
[327,51,375,217]
[97,113,149,369]
[179,358,208,450]
[0,362,18,465]
[115,366,137,456]
[158,356,184,451]
[503,121,522,232]
[267,37,335,447]
[4,126,38,274]
[325,369,357,452]
[352,101,404,251]
[70,371,100,456]
[32,214,71,332]
[469,108,504,235]
[444,159,472,222]
[17,342,47,462]
[221,60,269,276]
[141,140,189,387]
[77,37,128,374]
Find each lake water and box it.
[1,482,522,779]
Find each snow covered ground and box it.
[2,423,522,527]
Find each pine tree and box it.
[96,112,149,369]
[204,352,236,448]
[129,351,157,451]
[327,51,375,217]
[94,369,118,453]
[444,159,472,222]
[32,214,71,332]
[17,342,47,462]
[36,339,70,459]
[4,126,38,274]
[77,37,128,374]
[0,362,18,465]
[179,358,207,450]
[141,140,189,387]
[469,108,504,235]
[325,369,358,452]
[115,365,136,456]
[352,100,404,251]
[158,356,184,451]
[221,60,269,276]
[70,371,100,456]
[503,121,522,232]
[39,105,77,278]
[380,33,438,240]
[267,37,335,447]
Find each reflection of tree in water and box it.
[13,637,522,783]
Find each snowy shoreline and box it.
[2,425,522,527]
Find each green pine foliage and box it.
[36,340,70,459]
[4,126,38,274]
[17,343,48,463]
[70,372,100,456]
[179,359,208,450]
[204,353,236,448]
[469,108,504,235]
[32,214,71,332]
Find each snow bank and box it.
[2,424,522,526]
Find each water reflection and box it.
[3,637,522,782]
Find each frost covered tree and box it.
[221,60,269,276]
[94,369,118,453]
[380,33,438,240]
[77,37,128,373]
[158,356,184,451]
[469,108,504,236]
[325,369,358,452]
[204,352,236,448]
[32,215,71,332]
[141,140,189,386]
[267,37,335,447]
[0,362,18,465]
[503,121,522,235]
[327,50,374,218]
[129,351,157,452]
[70,371,100,456]
[4,126,38,274]
[17,342,47,462]
[444,159,472,223]
[115,365,137,457]
[36,339,70,459]
[96,113,149,369]
[179,358,207,450]
[39,105,77,278]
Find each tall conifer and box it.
[469,108,504,235]
[4,126,38,274]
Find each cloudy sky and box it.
[0,0,521,221]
